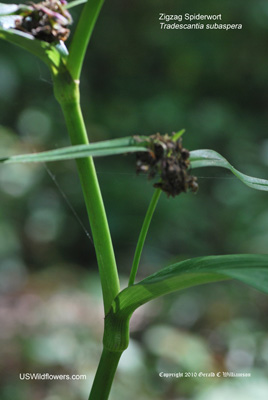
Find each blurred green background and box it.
[1,0,268,399]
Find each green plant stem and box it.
[54,75,120,314]
[68,0,105,80]
[128,189,162,286]
[88,347,123,400]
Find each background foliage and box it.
[1,0,268,399]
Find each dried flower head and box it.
[135,133,198,197]
[15,0,72,43]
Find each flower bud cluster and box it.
[135,133,198,197]
[15,0,72,43]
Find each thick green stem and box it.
[89,288,130,400]
[53,74,120,314]
[89,348,123,400]
[68,0,105,80]
[128,189,162,286]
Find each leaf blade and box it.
[0,137,148,164]
[1,141,268,193]
[104,254,268,351]
[0,26,67,68]
[64,0,87,9]
[190,149,268,191]
[112,254,268,316]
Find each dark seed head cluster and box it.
[135,133,198,197]
[15,0,72,43]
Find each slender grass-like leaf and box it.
[190,149,268,191]
[0,26,68,68]
[172,129,185,141]
[104,254,268,350]
[117,254,268,314]
[0,137,148,164]
[1,140,268,192]
[64,0,87,9]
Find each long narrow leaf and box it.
[64,0,87,9]
[0,26,68,68]
[1,140,268,192]
[0,137,148,163]
[190,149,268,191]
[109,254,268,317]
[104,254,268,350]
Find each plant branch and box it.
[128,189,162,286]
[67,0,105,80]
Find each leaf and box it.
[172,129,185,142]
[1,140,268,192]
[64,0,87,9]
[114,254,268,314]
[0,137,148,164]
[104,254,268,350]
[0,26,68,69]
[190,149,268,191]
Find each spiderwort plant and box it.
[1,1,268,399]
